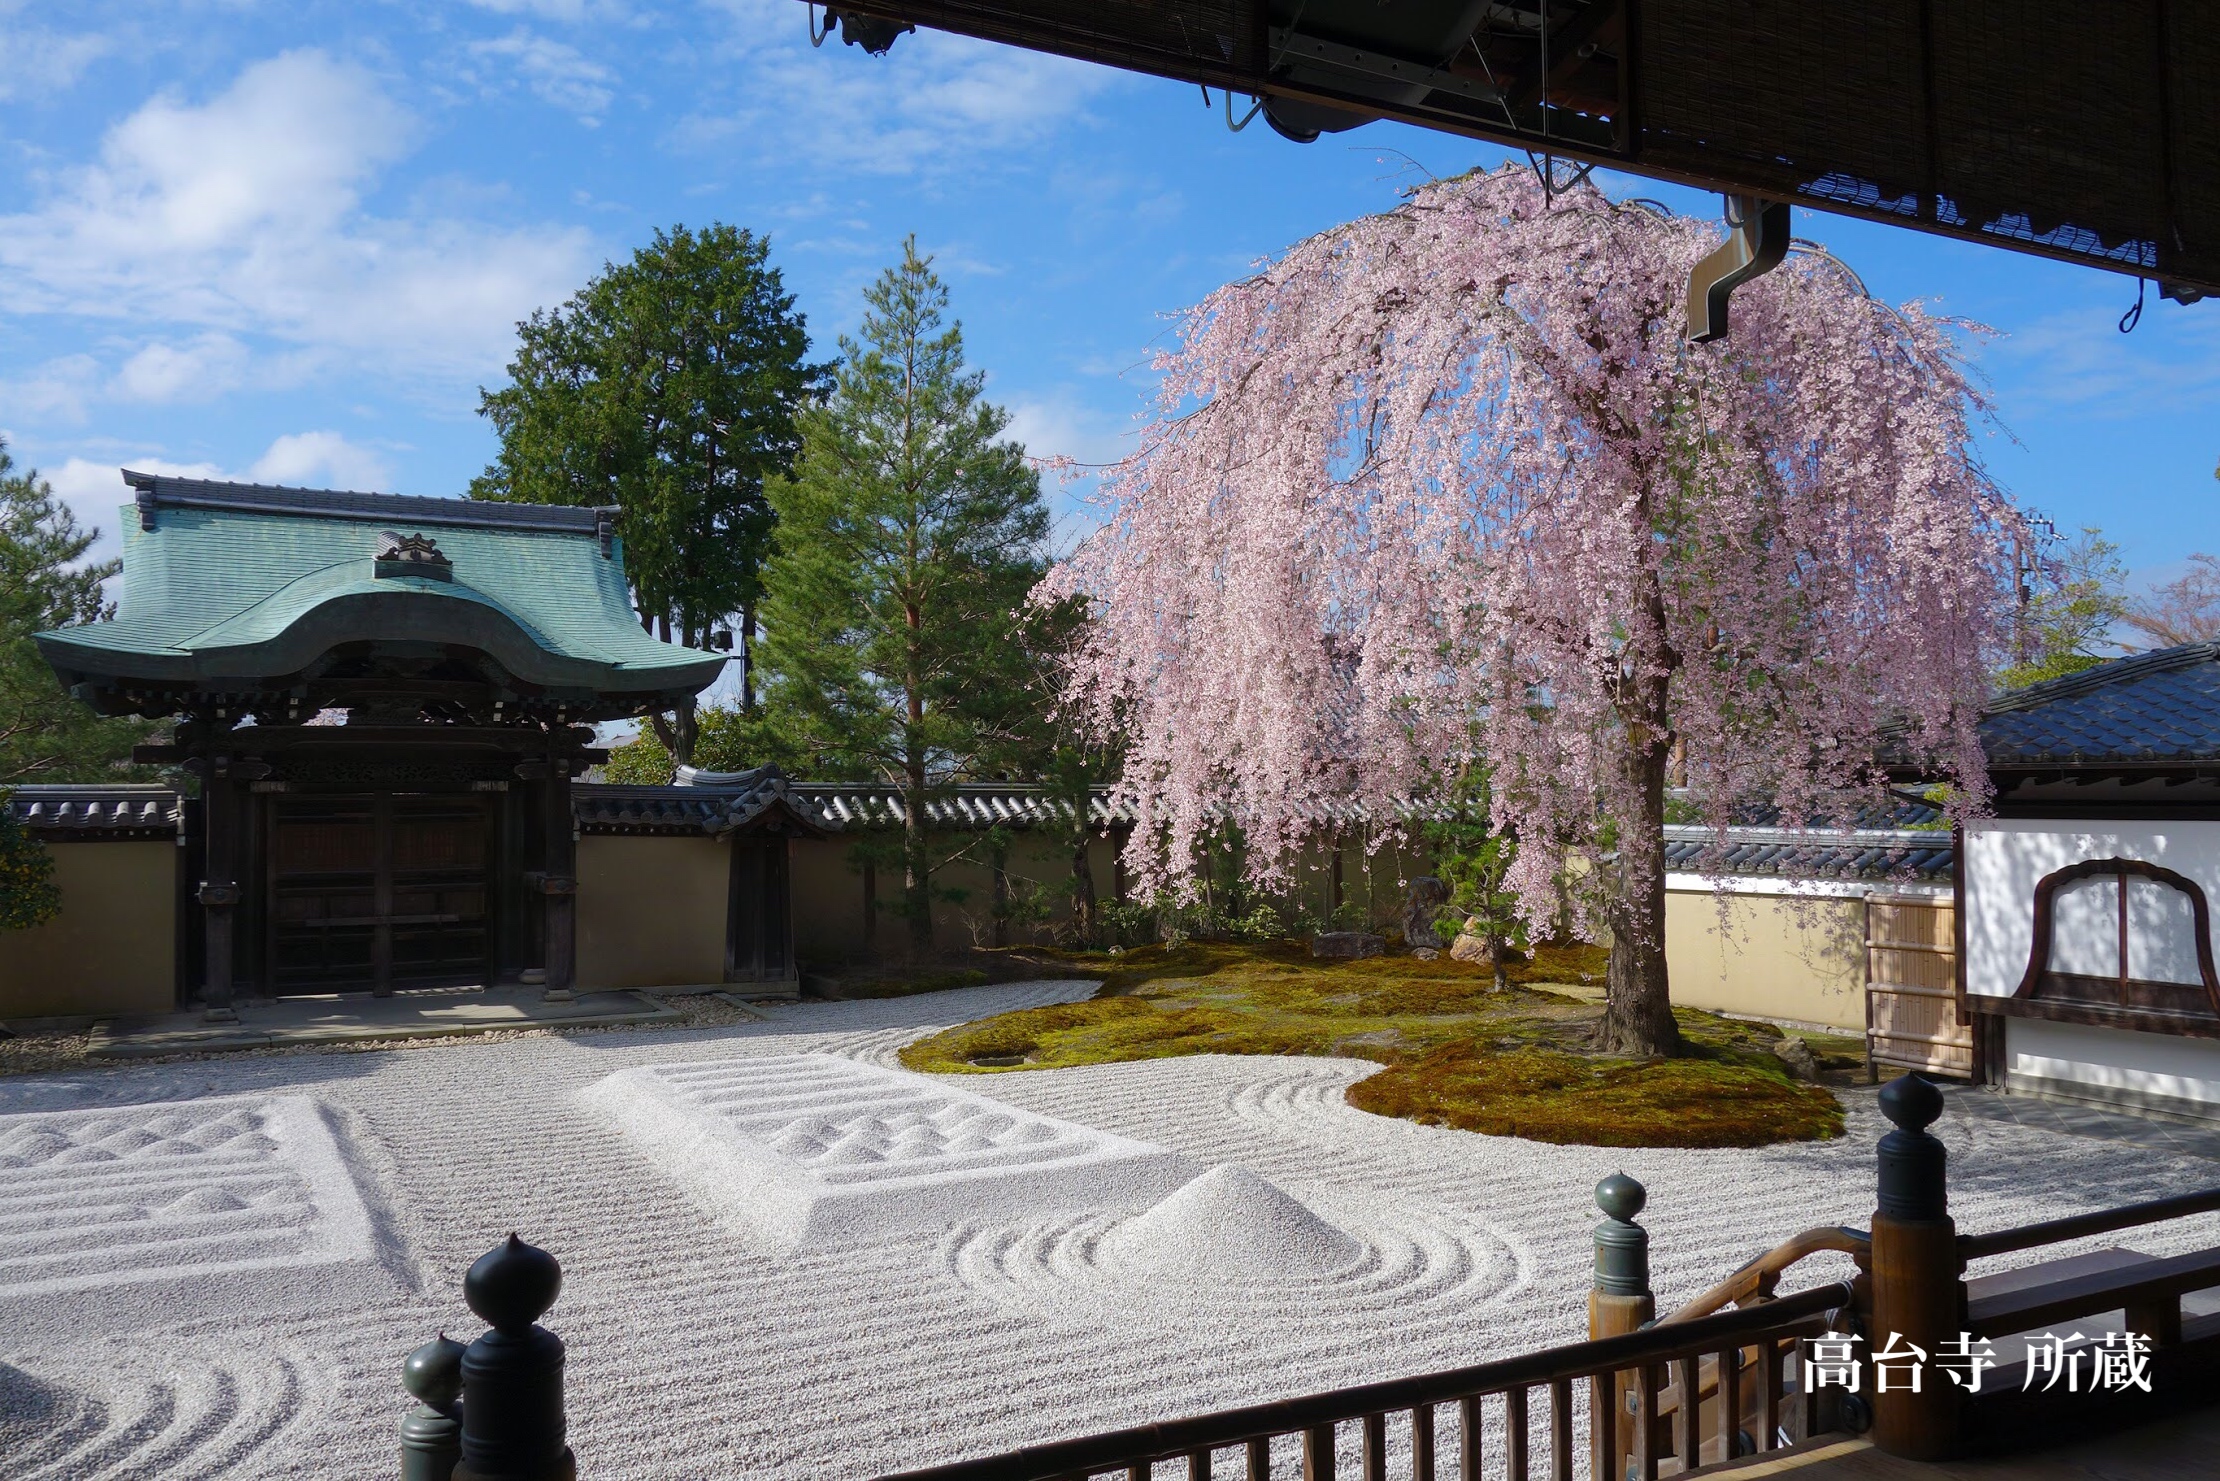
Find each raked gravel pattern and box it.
[4,979,2220,1480]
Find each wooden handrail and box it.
[1661,1226,1870,1325]
[1966,1245,2220,1335]
[869,1282,1853,1481]
[1959,1186,2220,1261]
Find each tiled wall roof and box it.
[6,785,182,839]
[2,778,1960,883]
[577,765,823,836]
[1663,824,1954,884]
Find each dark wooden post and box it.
[541,733,577,1003]
[1868,1074,1961,1460]
[197,752,241,1022]
[192,749,266,1022]
[400,1334,466,1481]
[454,1235,575,1481]
[1591,1173,1652,1481]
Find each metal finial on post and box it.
[1868,1075,1961,1461]
[1593,1173,1651,1298]
[454,1234,576,1481]
[401,1334,467,1481]
[1876,1072,1948,1221]
[1590,1174,1654,1481]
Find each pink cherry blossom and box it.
[1044,166,2024,1054]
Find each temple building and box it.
[25,472,820,1017]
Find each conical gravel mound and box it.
[1100,1164,1363,1280]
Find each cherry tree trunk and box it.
[1597,732,1682,1058]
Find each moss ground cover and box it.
[900,940,1847,1148]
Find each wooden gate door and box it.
[269,795,491,995]
[1864,892,1972,1079]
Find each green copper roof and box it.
[37,473,725,708]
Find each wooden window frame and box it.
[1985,856,2220,1039]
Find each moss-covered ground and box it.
[898,940,1851,1148]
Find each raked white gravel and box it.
[2,979,2217,1481]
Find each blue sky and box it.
[4,0,2217,594]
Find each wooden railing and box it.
[1950,1183,2220,1452]
[1958,1185,2220,1262]
[396,1077,2220,1481]
[1661,1225,1871,1326]
[872,1281,1853,1481]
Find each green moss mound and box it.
[896,939,1843,1148]
[1346,1043,1844,1148]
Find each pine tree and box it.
[756,238,1052,955]
[0,441,148,788]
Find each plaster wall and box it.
[791,836,868,962]
[785,831,1436,965]
[2006,1016,2220,1113]
[1663,888,1867,1032]
[575,834,728,990]
[0,841,175,1019]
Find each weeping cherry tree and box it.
[1046,166,2027,1058]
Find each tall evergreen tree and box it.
[473,224,819,761]
[0,442,146,787]
[757,238,1052,954]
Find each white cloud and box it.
[0,25,113,101]
[466,29,615,122]
[999,391,1139,547]
[0,355,102,421]
[683,3,1121,176]
[109,334,251,404]
[1001,393,1129,470]
[0,50,599,386]
[463,0,631,19]
[249,431,393,491]
[1994,300,2220,419]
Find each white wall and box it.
[2007,1016,2220,1109]
[1966,817,2220,1117]
[1962,818,2220,998]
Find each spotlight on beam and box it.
[816,8,912,56]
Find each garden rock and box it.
[1411,947,1440,961]
[1771,1035,1822,1082]
[1449,933,1495,966]
[1311,932,1385,960]
[1401,877,1451,949]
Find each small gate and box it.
[1864,891,1972,1079]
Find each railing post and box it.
[453,1234,577,1481]
[1868,1075,1962,1461]
[1590,1173,1652,1481]
[401,1334,467,1481]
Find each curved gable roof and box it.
[34,472,725,706]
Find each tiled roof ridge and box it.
[121,470,615,534]
[1983,640,2220,716]
[1660,822,1951,846]
[6,783,183,835]
[3,782,179,794]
